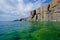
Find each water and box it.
[0,21,31,40]
[0,21,60,40]
[0,21,30,34]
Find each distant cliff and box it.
[16,0,60,21]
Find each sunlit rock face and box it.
[27,0,60,21]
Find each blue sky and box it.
[0,0,51,21]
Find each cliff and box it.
[18,0,60,21]
[26,0,60,21]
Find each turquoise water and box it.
[0,21,60,40]
[0,21,31,40]
[0,21,30,33]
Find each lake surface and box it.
[0,21,60,40]
[0,21,31,40]
[0,21,30,34]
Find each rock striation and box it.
[26,0,60,21]
[17,0,60,21]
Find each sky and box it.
[0,0,51,21]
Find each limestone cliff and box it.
[27,0,60,21]
[18,0,60,21]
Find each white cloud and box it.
[0,0,50,21]
[17,0,42,16]
[0,0,42,15]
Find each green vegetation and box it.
[0,22,60,40]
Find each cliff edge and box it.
[18,0,60,21]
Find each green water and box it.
[0,21,60,40]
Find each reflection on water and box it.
[0,21,60,40]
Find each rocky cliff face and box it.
[18,0,60,21]
[26,0,60,21]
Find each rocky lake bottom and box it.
[0,21,60,40]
